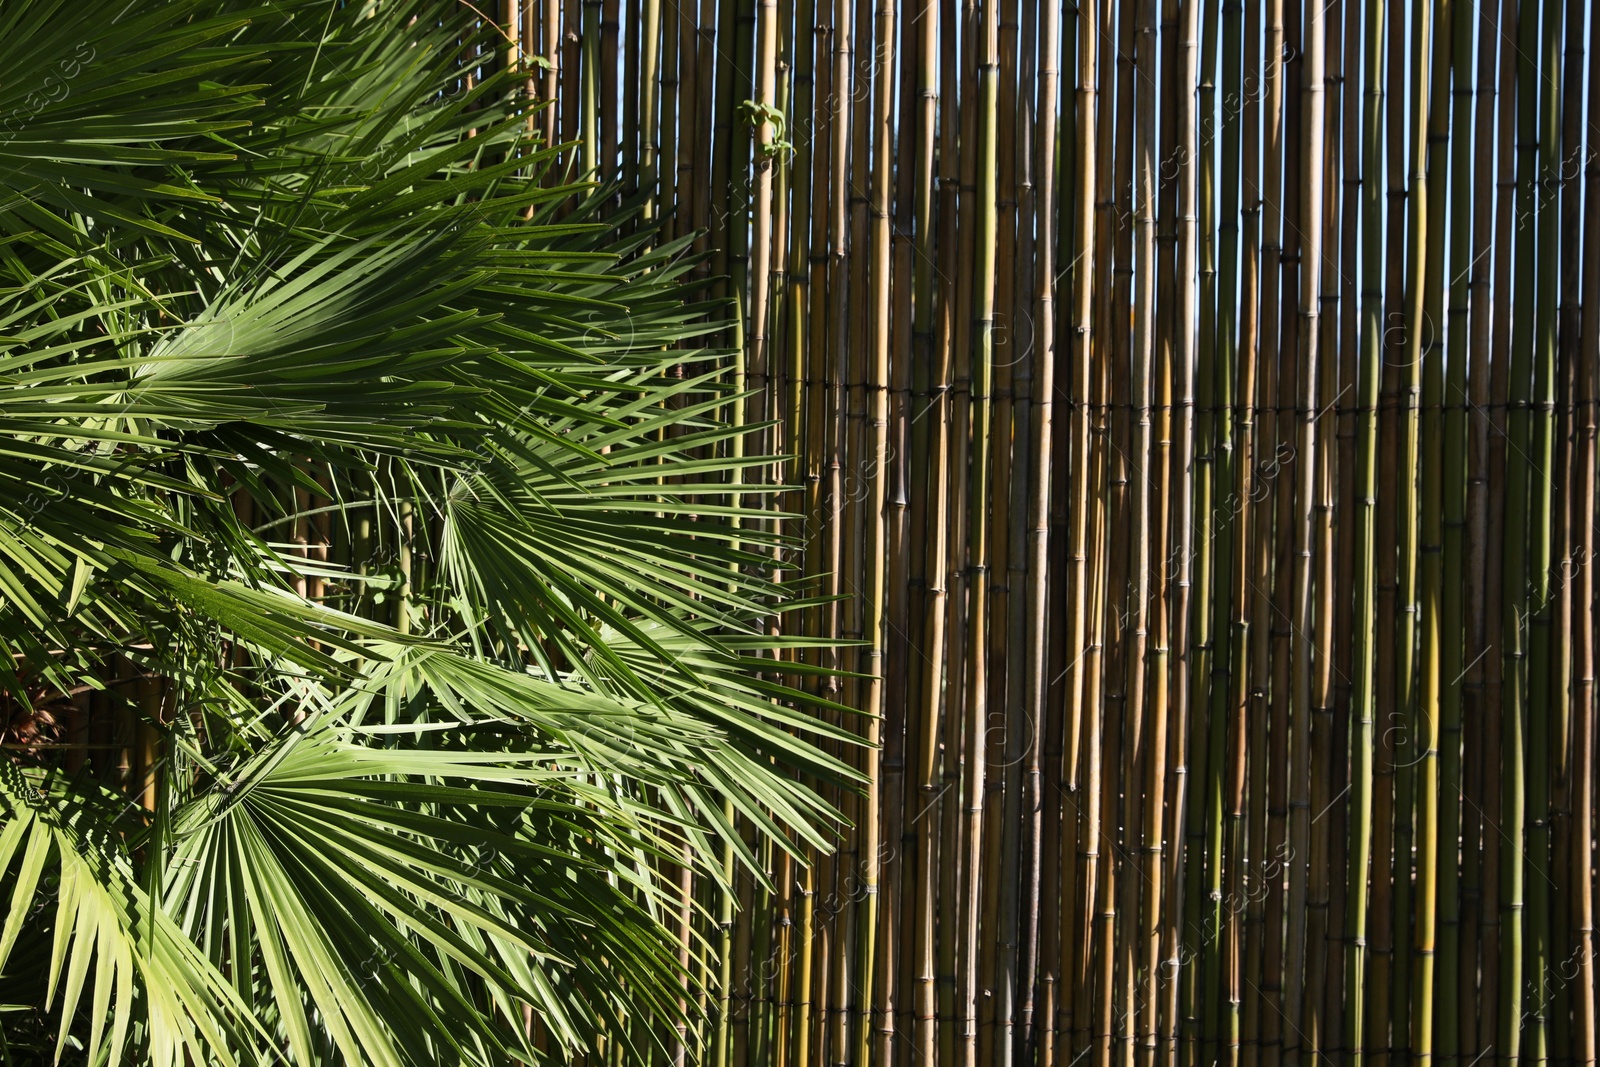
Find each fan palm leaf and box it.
[0,2,848,1064]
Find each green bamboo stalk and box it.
[1233,0,1265,1054]
[813,0,848,1044]
[1412,0,1451,1059]
[660,0,686,242]
[713,824,739,1067]
[732,823,757,1067]
[1523,1,1562,1062]
[1459,0,1502,1056]
[708,0,735,300]
[1390,0,1435,1048]
[1343,0,1385,1059]
[638,0,662,219]
[540,0,559,152]
[1365,0,1410,1053]
[580,0,600,176]
[791,4,831,1058]
[692,0,717,250]
[1497,0,1539,1057]
[1547,0,1582,1055]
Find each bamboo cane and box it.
[1060,0,1100,1060]
[906,0,942,1058]
[580,0,600,176]
[1127,0,1162,1059]
[1161,0,1200,1062]
[1343,0,1385,1060]
[1549,4,1584,1058]
[1205,1,1243,1058]
[1435,0,1473,1058]
[939,0,969,1059]
[1522,4,1562,1062]
[850,0,894,1057]
[600,0,618,187]
[486,0,1600,1058]
[1280,0,1324,1052]
[1459,1,1501,1057]
[1248,2,1286,1062]
[1571,11,1600,1063]
[957,3,999,1063]
[1306,0,1339,1054]
[638,0,662,220]
[981,0,1020,1053]
[619,0,638,197]
[1326,1,1363,1040]
[1246,0,1280,1057]
[1018,0,1059,1057]
[884,0,919,1052]
[1411,0,1449,1059]
[1554,0,1586,1021]
[1181,2,1217,1060]
[1497,0,1540,1056]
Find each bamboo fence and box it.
[477,0,1600,1062]
[29,0,1589,1063]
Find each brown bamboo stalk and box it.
[1061,0,1100,1060]
[1126,0,1162,1059]
[1571,7,1600,1059]
[979,0,1020,1053]
[1304,0,1347,1052]
[1251,0,1286,1059]
[1162,2,1199,1062]
[1364,0,1411,1052]
[600,0,618,186]
[885,0,920,1051]
[1458,0,1500,1056]
[908,0,943,1059]
[1019,0,1061,1057]
[852,0,894,1057]
[1277,0,1316,1050]
[939,0,971,1058]
[1104,1,1136,1060]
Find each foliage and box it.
[0,2,853,1064]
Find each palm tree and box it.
[0,3,852,1065]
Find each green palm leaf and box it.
[0,2,846,1063]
